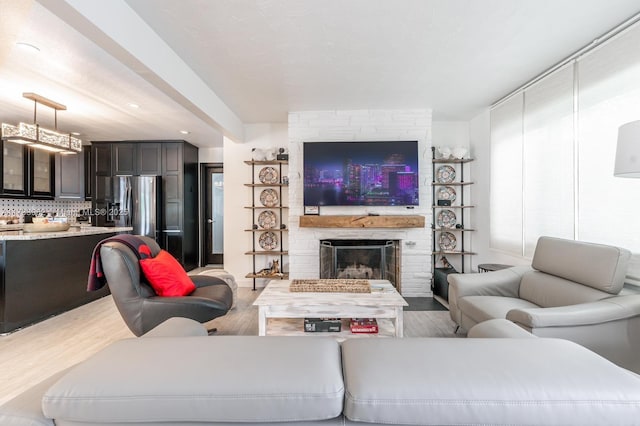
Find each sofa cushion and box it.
[0,369,69,426]
[519,270,612,308]
[532,236,630,294]
[342,338,640,425]
[42,336,344,424]
[458,295,538,324]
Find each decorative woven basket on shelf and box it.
[289,279,371,293]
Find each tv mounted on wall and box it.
[303,141,419,206]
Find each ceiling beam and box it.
[37,0,244,142]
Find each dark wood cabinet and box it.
[55,152,84,199]
[93,143,112,175]
[113,143,136,175]
[92,144,113,203]
[161,142,198,271]
[137,143,162,175]
[90,140,198,270]
[0,141,56,199]
[0,140,28,196]
[84,148,92,200]
[28,148,55,198]
[91,143,113,226]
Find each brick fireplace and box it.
[286,109,433,297]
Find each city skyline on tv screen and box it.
[303,141,419,206]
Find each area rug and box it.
[403,297,447,311]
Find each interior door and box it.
[203,165,224,266]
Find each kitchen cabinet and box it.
[113,143,136,175]
[161,141,198,271]
[0,228,131,333]
[0,140,55,199]
[55,152,84,199]
[93,143,112,175]
[92,143,113,226]
[29,148,55,198]
[92,142,161,177]
[137,143,162,175]
[90,140,199,270]
[84,148,92,200]
[0,140,28,196]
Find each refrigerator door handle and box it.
[126,184,133,227]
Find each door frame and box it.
[200,163,224,266]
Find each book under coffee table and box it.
[253,279,408,337]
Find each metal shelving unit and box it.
[244,160,289,290]
[430,147,475,306]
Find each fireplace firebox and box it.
[319,239,400,290]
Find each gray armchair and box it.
[448,236,640,372]
[100,236,232,336]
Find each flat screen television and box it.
[303,141,419,206]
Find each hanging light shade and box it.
[1,93,82,154]
[614,120,640,178]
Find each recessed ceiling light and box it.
[15,42,40,52]
[179,130,190,135]
[127,103,140,109]
[71,132,81,136]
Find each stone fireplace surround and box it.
[286,109,433,297]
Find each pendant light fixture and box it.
[1,93,82,154]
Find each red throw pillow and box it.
[139,250,196,297]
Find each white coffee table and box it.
[253,279,408,337]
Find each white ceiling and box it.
[1,0,639,148]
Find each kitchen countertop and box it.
[0,226,133,241]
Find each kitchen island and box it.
[0,226,133,333]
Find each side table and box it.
[477,263,512,273]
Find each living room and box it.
[2,1,640,424]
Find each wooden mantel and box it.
[299,215,425,229]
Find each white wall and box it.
[199,147,223,163]
[468,109,530,268]
[222,123,288,288]
[432,121,469,149]
[288,109,432,296]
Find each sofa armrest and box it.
[448,266,530,298]
[447,266,531,327]
[507,294,640,328]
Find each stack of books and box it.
[350,318,379,334]
[303,318,342,332]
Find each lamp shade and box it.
[614,120,640,178]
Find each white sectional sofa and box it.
[2,317,640,425]
[448,236,640,373]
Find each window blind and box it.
[577,25,640,282]
[522,64,575,257]
[489,22,640,283]
[489,93,523,254]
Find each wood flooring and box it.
[0,288,460,405]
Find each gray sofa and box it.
[448,236,640,373]
[2,317,640,425]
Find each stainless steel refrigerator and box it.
[111,176,161,241]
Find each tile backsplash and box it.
[0,198,92,222]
